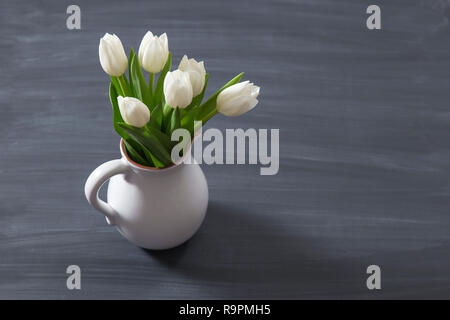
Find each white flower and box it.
[216,81,260,116]
[163,70,193,109]
[117,96,150,128]
[138,31,169,73]
[98,33,128,76]
[178,55,206,97]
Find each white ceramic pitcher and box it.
[84,139,208,250]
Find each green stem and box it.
[201,108,218,124]
[118,75,130,96]
[163,103,172,118]
[149,73,154,95]
[149,73,155,106]
[110,76,123,96]
[162,103,173,133]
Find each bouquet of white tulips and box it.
[99,31,260,168]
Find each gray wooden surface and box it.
[1,0,449,299]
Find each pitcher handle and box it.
[84,159,129,226]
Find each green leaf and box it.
[109,82,129,139]
[118,123,173,166]
[154,52,172,106]
[162,103,172,118]
[162,103,173,132]
[124,139,153,166]
[128,48,135,96]
[130,55,151,107]
[142,146,165,168]
[180,107,200,137]
[127,135,163,168]
[149,102,163,130]
[148,73,155,105]
[168,107,181,137]
[197,72,244,120]
[125,132,161,168]
[145,124,172,151]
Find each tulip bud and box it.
[98,33,128,76]
[163,70,193,109]
[216,81,260,116]
[138,31,169,73]
[178,55,206,97]
[117,96,150,128]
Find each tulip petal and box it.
[99,33,128,76]
[216,80,260,117]
[139,31,169,73]
[219,95,258,116]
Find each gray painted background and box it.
[0,0,449,299]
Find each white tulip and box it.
[98,33,128,76]
[216,81,260,116]
[163,70,193,109]
[178,55,206,97]
[117,96,150,128]
[138,31,169,73]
